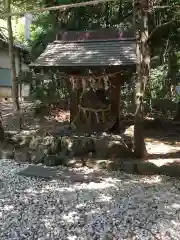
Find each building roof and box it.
[0,32,27,52]
[30,39,136,67]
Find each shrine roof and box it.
[30,28,136,68]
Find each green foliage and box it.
[31,79,68,104]
[150,65,168,100]
[28,11,58,60]
[24,0,180,108]
[1,0,134,60]
[14,19,26,43]
[25,0,134,60]
[3,0,180,110]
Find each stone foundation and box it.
[5,131,133,166]
[5,130,180,178]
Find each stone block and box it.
[159,163,180,177]
[43,153,67,166]
[93,136,133,158]
[121,161,136,174]
[61,136,94,156]
[137,161,160,175]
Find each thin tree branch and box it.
[163,32,170,62]
[124,10,133,20]
[0,26,7,30]
[147,20,175,42]
[149,5,170,12]
[0,0,117,18]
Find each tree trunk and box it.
[167,47,177,99]
[134,0,150,158]
[0,112,5,144]
[18,51,22,100]
[167,47,179,121]
[105,2,110,27]
[6,0,22,130]
[174,100,180,121]
[6,0,20,112]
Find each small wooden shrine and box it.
[30,28,136,132]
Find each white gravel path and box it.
[0,160,180,240]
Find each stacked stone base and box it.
[31,134,133,166]
[4,130,180,177]
[4,131,133,166]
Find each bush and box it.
[31,77,69,105]
[150,64,168,101]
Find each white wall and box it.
[0,48,29,74]
[0,49,10,69]
[0,47,30,99]
[0,87,11,98]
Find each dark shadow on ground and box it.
[148,150,180,160]
[18,165,108,183]
[144,119,180,143]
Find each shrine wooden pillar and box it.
[110,74,121,131]
[70,89,78,122]
[69,77,82,123]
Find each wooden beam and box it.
[0,0,116,18]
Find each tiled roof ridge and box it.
[52,38,136,44]
[0,32,27,51]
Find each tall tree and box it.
[5,0,20,112]
[133,0,150,158]
[0,110,4,143]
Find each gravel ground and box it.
[0,160,180,240]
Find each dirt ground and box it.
[1,102,70,133]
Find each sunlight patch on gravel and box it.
[146,141,180,155]
[0,160,180,240]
